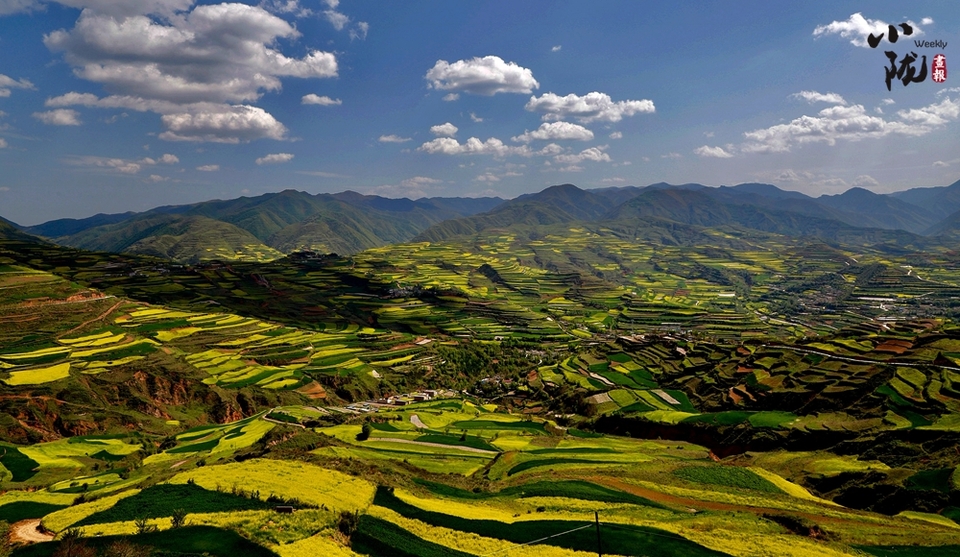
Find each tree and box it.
[170,508,188,529]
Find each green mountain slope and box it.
[54,214,282,262]
[415,184,615,242]
[23,212,138,238]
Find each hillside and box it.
[890,178,960,220]
[817,187,935,234]
[415,184,618,241]
[39,190,504,262]
[53,213,282,262]
[23,212,138,238]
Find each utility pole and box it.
[595,511,602,557]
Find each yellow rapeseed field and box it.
[168,459,375,512]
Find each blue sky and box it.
[0,0,957,224]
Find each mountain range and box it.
[5,178,960,262]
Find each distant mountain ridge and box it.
[9,178,960,262]
[21,190,505,262]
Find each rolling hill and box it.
[32,190,505,262]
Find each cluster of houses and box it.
[376,389,441,406]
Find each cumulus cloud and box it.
[42,2,337,142]
[379,134,411,143]
[302,94,341,106]
[146,174,169,182]
[157,153,179,164]
[469,112,483,123]
[693,145,734,158]
[511,121,594,143]
[425,55,539,96]
[554,146,611,164]
[742,96,960,153]
[430,122,458,137]
[609,131,622,139]
[525,91,655,123]
[260,0,312,17]
[0,74,34,97]
[34,108,81,126]
[159,106,288,143]
[196,164,219,171]
[255,152,294,165]
[551,45,561,52]
[418,137,562,158]
[792,90,846,105]
[419,137,519,157]
[813,13,927,48]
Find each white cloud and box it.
[557,165,583,172]
[430,122,458,137]
[196,164,219,171]
[551,45,561,52]
[0,138,7,149]
[366,176,441,198]
[64,155,143,174]
[379,134,411,143]
[256,152,294,165]
[881,99,895,105]
[0,74,34,97]
[742,96,960,153]
[933,160,950,167]
[0,0,42,16]
[425,55,539,96]
[851,174,880,188]
[476,173,500,182]
[921,17,934,25]
[158,153,179,164]
[693,145,734,158]
[159,106,288,143]
[42,2,336,142]
[418,137,563,158]
[49,1,195,18]
[146,174,169,182]
[661,152,681,159]
[296,170,350,178]
[302,94,342,106]
[792,91,846,105]
[469,112,482,123]
[442,93,459,102]
[33,108,81,126]
[350,21,368,40]
[511,121,594,143]
[554,146,611,164]
[609,131,622,139]
[419,137,520,157]
[525,91,655,123]
[260,0,312,17]
[600,177,625,184]
[813,13,926,48]
[324,8,349,30]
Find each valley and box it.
[3,181,960,556]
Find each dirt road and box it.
[11,519,54,544]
